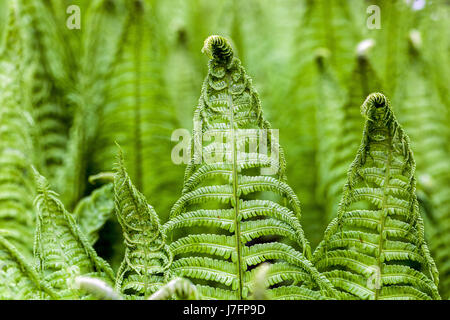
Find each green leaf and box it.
[313,93,440,300]
[113,150,172,298]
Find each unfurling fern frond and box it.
[313,93,440,300]
[74,183,115,245]
[114,151,172,299]
[33,169,114,298]
[273,0,364,248]
[0,235,57,300]
[164,35,336,300]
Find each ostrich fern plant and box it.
[0,0,447,301]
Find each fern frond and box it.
[0,1,36,256]
[166,35,336,300]
[73,183,114,245]
[33,169,114,298]
[394,32,450,298]
[113,150,172,299]
[313,93,440,300]
[323,41,382,222]
[0,235,57,299]
[91,0,184,219]
[14,0,73,183]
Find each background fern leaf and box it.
[0,235,57,299]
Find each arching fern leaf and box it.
[92,0,184,220]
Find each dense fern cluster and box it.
[0,0,448,300]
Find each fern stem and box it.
[374,125,393,300]
[228,75,244,300]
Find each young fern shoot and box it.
[313,93,440,300]
[164,35,336,300]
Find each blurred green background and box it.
[0,0,449,297]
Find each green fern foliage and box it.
[92,0,183,219]
[113,151,172,298]
[0,235,57,300]
[0,1,36,256]
[33,169,114,298]
[313,93,440,300]
[164,35,335,300]
[58,0,130,209]
[74,182,115,245]
[0,0,447,301]
[322,40,382,223]
[394,32,450,298]
[17,0,72,183]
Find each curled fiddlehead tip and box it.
[360,92,390,121]
[201,35,234,62]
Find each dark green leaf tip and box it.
[201,35,234,62]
